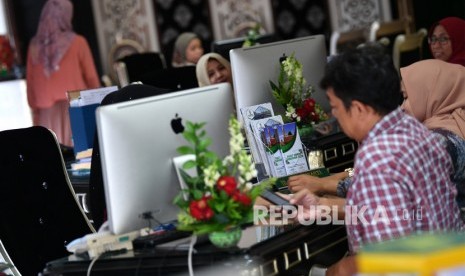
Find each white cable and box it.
[86,253,102,276]
[188,234,197,276]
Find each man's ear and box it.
[352,100,379,120]
[350,100,371,118]
[351,100,380,126]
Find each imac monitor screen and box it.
[96,83,234,234]
[230,35,328,118]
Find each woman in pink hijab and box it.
[428,17,465,66]
[26,0,100,147]
[401,59,465,220]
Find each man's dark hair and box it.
[320,44,401,115]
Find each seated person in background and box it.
[171,32,204,68]
[428,17,465,66]
[196,52,232,87]
[289,45,464,276]
[401,59,465,220]
[288,59,465,222]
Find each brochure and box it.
[249,115,284,177]
[263,125,287,177]
[278,122,309,175]
[240,103,274,173]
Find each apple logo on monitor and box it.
[171,113,184,134]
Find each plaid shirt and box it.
[346,107,464,253]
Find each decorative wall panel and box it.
[91,0,159,75]
[208,0,274,40]
[271,0,329,40]
[328,0,392,31]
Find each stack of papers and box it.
[68,86,118,107]
[71,148,93,171]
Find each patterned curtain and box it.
[271,0,330,40]
[154,0,331,62]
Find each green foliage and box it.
[242,23,262,48]
[173,116,276,234]
[269,53,329,126]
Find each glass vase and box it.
[208,227,242,248]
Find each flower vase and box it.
[297,124,315,147]
[208,227,242,248]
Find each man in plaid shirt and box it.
[290,45,464,275]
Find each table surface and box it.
[43,223,348,275]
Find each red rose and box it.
[216,176,237,196]
[296,107,308,119]
[303,98,316,112]
[189,196,214,221]
[232,191,252,206]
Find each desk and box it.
[310,131,358,173]
[43,223,348,275]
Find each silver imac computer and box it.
[230,35,328,117]
[96,83,234,234]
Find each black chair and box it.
[392,28,427,72]
[0,126,95,275]
[114,52,167,86]
[88,84,171,230]
[139,66,198,91]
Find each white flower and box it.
[285,105,296,118]
[223,155,234,166]
[203,164,220,187]
[229,139,242,155]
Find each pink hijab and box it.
[29,0,75,76]
[401,59,465,140]
[429,17,465,66]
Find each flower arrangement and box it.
[269,53,328,126]
[174,116,273,235]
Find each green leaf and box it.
[215,202,225,212]
[177,145,194,155]
[198,137,212,151]
[204,151,219,160]
[179,169,195,186]
[228,208,242,220]
[196,122,207,129]
[192,189,204,200]
[183,131,197,144]
[269,80,279,92]
[182,160,197,169]
[184,121,195,133]
[219,190,229,200]
[198,129,206,138]
[173,193,187,206]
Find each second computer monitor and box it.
[211,33,277,61]
[230,35,328,117]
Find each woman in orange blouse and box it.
[26,0,100,146]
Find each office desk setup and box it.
[67,130,357,225]
[43,223,348,275]
[58,74,356,275]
